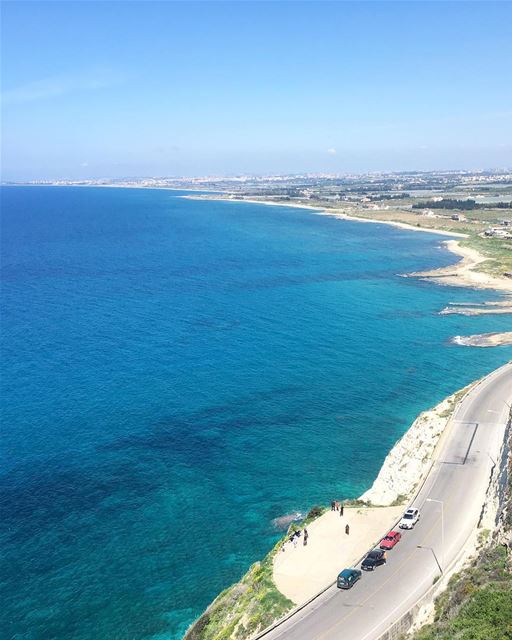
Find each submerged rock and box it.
[271,512,303,530]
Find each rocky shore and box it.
[451,332,512,348]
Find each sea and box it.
[1,186,511,640]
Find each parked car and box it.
[380,530,401,550]
[337,568,362,589]
[399,508,420,530]
[361,549,387,571]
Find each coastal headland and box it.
[185,365,512,640]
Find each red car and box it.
[380,530,401,550]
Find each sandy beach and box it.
[312,208,468,237]
[182,195,466,237]
[410,240,512,293]
[180,195,328,213]
[185,195,512,353]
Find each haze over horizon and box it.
[2,1,511,181]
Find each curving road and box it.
[262,362,512,640]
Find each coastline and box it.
[180,194,466,236]
[182,194,512,294]
[12,185,510,639]
[16,187,512,293]
[409,239,512,293]
[181,192,512,640]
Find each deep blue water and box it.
[1,186,511,640]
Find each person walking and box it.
[331,500,336,511]
[345,523,350,536]
[340,503,344,517]
[303,528,308,546]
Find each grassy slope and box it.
[184,507,326,640]
[460,234,512,278]
[184,549,293,640]
[411,545,512,640]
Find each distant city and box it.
[6,169,512,194]
[7,170,512,241]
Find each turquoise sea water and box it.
[1,186,511,640]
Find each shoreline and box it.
[409,239,512,293]
[180,194,467,237]
[16,186,511,293]
[183,194,512,294]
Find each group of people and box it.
[281,501,351,555]
[331,500,345,516]
[282,527,309,551]
[332,500,350,534]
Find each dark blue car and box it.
[337,568,362,589]
[361,549,387,571]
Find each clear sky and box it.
[1,1,511,180]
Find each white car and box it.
[399,508,420,529]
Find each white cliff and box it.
[359,383,475,506]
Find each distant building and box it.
[484,227,512,239]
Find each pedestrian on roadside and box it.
[345,523,350,536]
[303,528,308,546]
[331,500,335,511]
[340,503,344,517]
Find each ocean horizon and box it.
[2,185,511,640]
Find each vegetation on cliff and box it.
[411,544,512,640]
[184,507,326,640]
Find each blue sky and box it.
[2,1,511,179]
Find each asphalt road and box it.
[263,362,512,640]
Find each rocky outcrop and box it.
[451,332,512,348]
